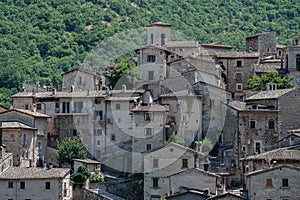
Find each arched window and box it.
[161,33,166,46]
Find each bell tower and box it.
[147,22,171,46]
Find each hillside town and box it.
[0,22,300,199]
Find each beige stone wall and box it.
[170,170,217,195]
[12,97,34,110]
[140,48,167,82]
[0,175,72,200]
[143,144,197,199]
[62,70,98,92]
[246,166,300,199]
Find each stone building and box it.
[0,167,72,200]
[215,52,259,100]
[242,148,300,174]
[143,142,204,200]
[169,168,221,196]
[165,190,210,200]
[245,32,277,58]
[0,145,13,175]
[283,36,300,88]
[0,109,49,167]
[245,165,300,199]
[279,129,300,147]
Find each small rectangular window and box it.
[282,179,289,187]
[237,60,242,67]
[145,128,154,136]
[144,112,153,121]
[152,178,159,188]
[153,159,158,168]
[20,181,25,189]
[147,55,155,62]
[45,182,51,189]
[236,83,243,91]
[148,71,154,80]
[249,120,256,129]
[8,181,13,188]
[36,103,42,110]
[266,178,273,187]
[268,120,275,129]
[182,158,188,168]
[111,134,116,141]
[146,143,152,151]
[116,103,121,110]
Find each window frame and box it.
[20,181,25,189]
[8,181,13,188]
[45,182,51,190]
[182,158,188,168]
[282,178,289,187]
[249,120,256,129]
[266,178,273,187]
[152,178,159,188]
[153,159,158,168]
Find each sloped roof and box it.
[142,142,202,155]
[73,158,101,164]
[254,64,280,73]
[0,167,70,179]
[245,88,294,101]
[227,101,246,111]
[216,52,259,58]
[208,192,246,200]
[0,109,50,118]
[166,41,199,48]
[201,43,232,49]
[246,164,300,177]
[166,190,210,199]
[159,90,197,98]
[244,148,300,161]
[147,21,171,27]
[0,121,36,130]
[131,105,169,112]
[169,167,220,178]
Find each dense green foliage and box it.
[167,135,185,145]
[73,165,91,188]
[90,170,105,183]
[0,0,299,106]
[199,138,214,153]
[246,72,294,91]
[110,58,140,89]
[57,137,87,166]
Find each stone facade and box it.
[245,165,300,200]
[0,109,49,167]
[169,168,220,196]
[245,32,277,57]
[143,142,204,200]
[0,167,72,200]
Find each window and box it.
[182,159,188,168]
[20,181,25,189]
[95,111,103,120]
[95,129,102,136]
[182,114,188,123]
[111,134,116,141]
[36,103,42,110]
[148,71,154,80]
[144,112,153,121]
[45,182,51,190]
[8,181,13,188]
[161,33,166,45]
[153,159,158,168]
[254,141,261,154]
[146,143,152,151]
[145,128,154,136]
[237,60,242,67]
[268,120,275,129]
[37,141,42,150]
[22,134,27,146]
[147,55,155,62]
[249,120,256,129]
[236,83,243,91]
[74,102,83,113]
[266,178,273,187]
[282,179,289,187]
[236,73,243,83]
[62,102,70,113]
[152,178,159,188]
[116,103,120,110]
[150,34,153,44]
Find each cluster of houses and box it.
[0,22,300,199]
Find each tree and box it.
[167,135,185,145]
[57,137,87,166]
[110,58,140,89]
[72,165,91,189]
[246,72,294,91]
[197,138,213,153]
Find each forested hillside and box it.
[0,0,299,106]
